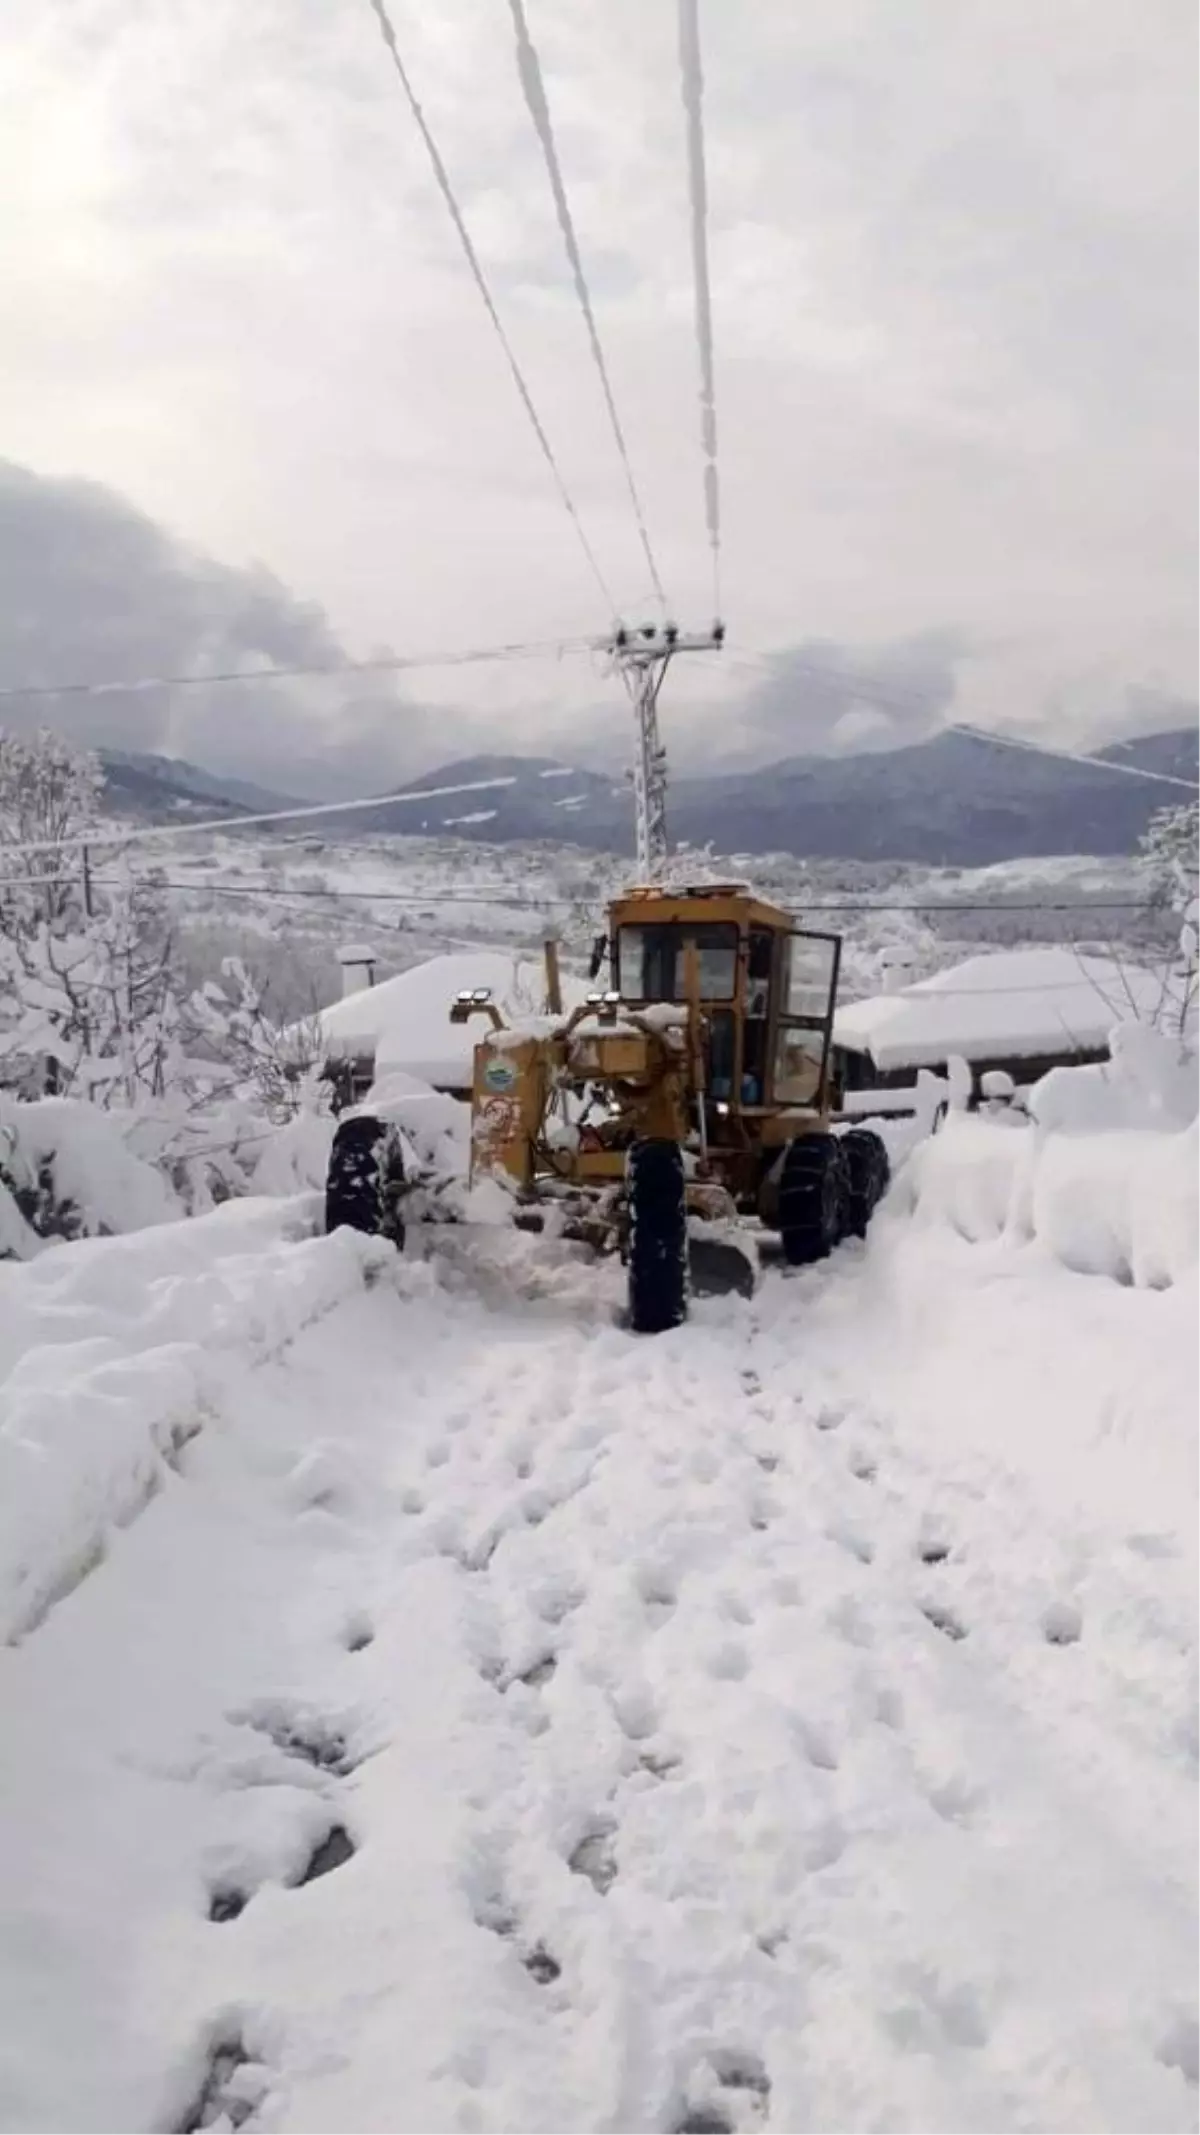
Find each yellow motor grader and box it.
[324,881,889,1331]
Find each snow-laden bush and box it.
[0,1094,182,1258]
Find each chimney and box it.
[880,947,915,996]
[337,943,377,998]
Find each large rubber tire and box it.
[324,1116,405,1246]
[778,1133,848,1266]
[840,1127,891,1238]
[627,1139,687,1335]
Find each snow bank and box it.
[0,1201,389,1643]
[894,1111,1199,1287]
[1031,1019,1198,1134]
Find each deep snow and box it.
[0,1159,1195,2135]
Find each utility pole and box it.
[605,622,725,880]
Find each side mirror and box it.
[588,933,609,981]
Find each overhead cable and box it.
[505,0,667,612]
[0,870,1156,916]
[952,723,1199,793]
[364,0,619,620]
[676,0,722,618]
[0,635,593,706]
[0,774,520,859]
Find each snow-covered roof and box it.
[316,949,589,1088]
[834,947,1192,1071]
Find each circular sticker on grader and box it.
[483,1056,517,1093]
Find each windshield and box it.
[617,923,738,1002]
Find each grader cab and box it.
[324,882,889,1332]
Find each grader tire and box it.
[325,1116,405,1248]
[627,1139,687,1335]
[840,1127,890,1238]
[778,1133,848,1266]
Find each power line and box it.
[0,774,521,859]
[676,0,722,619]
[0,870,1155,916]
[505,0,667,613]
[0,635,593,706]
[363,0,618,621]
[952,722,1200,793]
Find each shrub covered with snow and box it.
[0,1094,181,1259]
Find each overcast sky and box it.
[2,0,1196,787]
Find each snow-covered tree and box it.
[0,730,185,1102]
[186,956,326,1121]
[1139,799,1199,913]
[0,871,182,1103]
[0,726,101,935]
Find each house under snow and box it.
[833,945,1187,1094]
[315,948,589,1101]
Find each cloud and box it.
[715,634,965,767]
[0,0,1194,781]
[0,460,409,793]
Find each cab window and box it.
[616,923,738,1001]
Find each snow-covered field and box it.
[1,1132,1195,2135]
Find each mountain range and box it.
[97,727,1198,866]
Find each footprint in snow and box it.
[568,1820,618,1894]
[172,2032,270,2134]
[670,2051,771,2133]
[471,1881,564,1984]
[810,1404,843,1433]
[920,1599,969,1643]
[297,1824,355,1885]
[511,1653,557,1689]
[208,1823,357,1920]
[234,1700,357,1775]
[341,1613,374,1654]
[636,1566,678,1625]
[1041,1599,1083,1646]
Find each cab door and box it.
[771,930,842,1109]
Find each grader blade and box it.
[687,1231,757,1300]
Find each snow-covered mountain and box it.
[300,729,1200,864]
[96,727,1197,864]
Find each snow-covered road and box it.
[1,1206,1195,2134]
